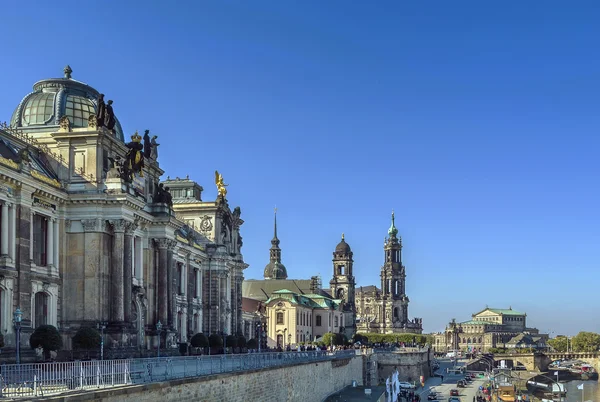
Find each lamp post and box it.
[205,243,217,336]
[97,321,107,360]
[283,328,287,349]
[256,322,262,353]
[13,308,22,365]
[156,321,163,358]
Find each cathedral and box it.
[242,210,356,345]
[0,66,247,355]
[355,212,423,334]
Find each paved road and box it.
[417,358,487,402]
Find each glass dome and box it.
[10,66,124,141]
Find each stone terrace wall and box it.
[42,356,364,402]
[367,350,432,385]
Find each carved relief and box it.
[154,238,176,250]
[88,114,98,129]
[124,220,138,235]
[59,116,71,132]
[108,219,127,233]
[81,219,100,232]
[199,215,213,233]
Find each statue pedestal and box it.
[105,178,126,194]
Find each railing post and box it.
[79,361,84,389]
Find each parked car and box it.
[457,380,466,388]
[450,388,460,396]
[448,397,461,402]
[463,376,473,382]
[398,382,416,389]
[427,391,438,400]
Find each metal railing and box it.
[0,350,357,399]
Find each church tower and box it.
[330,234,356,337]
[380,211,409,332]
[263,208,288,280]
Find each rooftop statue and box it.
[150,135,159,160]
[143,130,151,159]
[104,100,116,133]
[96,94,106,128]
[215,170,228,199]
[124,131,144,181]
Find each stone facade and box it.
[355,213,422,334]
[432,307,544,353]
[0,68,247,355]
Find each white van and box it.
[446,351,456,358]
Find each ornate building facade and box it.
[432,307,545,353]
[242,211,357,343]
[0,67,247,355]
[355,212,423,334]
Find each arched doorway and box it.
[277,334,283,348]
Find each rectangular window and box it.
[316,315,322,327]
[276,312,284,325]
[177,263,183,295]
[194,269,199,298]
[33,215,48,266]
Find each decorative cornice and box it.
[108,219,127,233]
[0,156,19,170]
[31,170,61,188]
[124,220,138,235]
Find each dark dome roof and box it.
[9,66,125,141]
[263,261,288,280]
[335,235,351,253]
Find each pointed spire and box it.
[273,206,278,241]
[388,209,398,237]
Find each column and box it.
[29,211,34,262]
[0,203,8,256]
[53,218,59,270]
[155,239,174,325]
[46,218,54,266]
[167,245,175,328]
[9,203,16,261]
[110,220,126,322]
[123,221,137,323]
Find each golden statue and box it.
[215,170,228,199]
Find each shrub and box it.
[30,325,62,360]
[237,335,247,348]
[72,327,101,350]
[0,333,4,348]
[190,333,209,348]
[225,335,238,348]
[247,338,258,349]
[208,333,223,348]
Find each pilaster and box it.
[123,220,137,323]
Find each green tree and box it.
[572,331,600,352]
[190,333,209,348]
[323,332,345,347]
[72,327,101,358]
[208,333,223,348]
[548,336,568,352]
[247,338,258,349]
[237,335,247,348]
[225,335,238,349]
[30,325,63,360]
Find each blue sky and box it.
[1,1,598,335]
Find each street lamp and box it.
[97,321,107,360]
[256,322,262,353]
[156,321,163,358]
[13,308,22,365]
[283,328,287,349]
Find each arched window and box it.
[337,288,345,299]
[393,307,399,319]
[339,265,345,275]
[34,292,49,327]
[467,338,472,344]
[478,337,482,343]
[276,312,284,325]
[365,307,371,315]
[394,280,399,295]
[193,313,200,333]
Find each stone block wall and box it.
[368,350,432,385]
[46,356,364,402]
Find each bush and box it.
[323,332,346,346]
[208,333,223,348]
[190,333,209,348]
[72,327,101,350]
[0,333,4,348]
[30,325,62,360]
[225,335,238,349]
[247,338,258,349]
[237,335,247,348]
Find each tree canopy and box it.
[72,327,101,350]
[190,333,209,348]
[572,331,600,352]
[30,325,63,353]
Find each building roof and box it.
[357,285,380,294]
[265,289,342,310]
[242,279,329,302]
[474,307,525,316]
[335,234,351,254]
[10,66,125,141]
[241,297,263,313]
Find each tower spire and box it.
[263,206,287,279]
[273,206,278,242]
[388,209,398,237]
